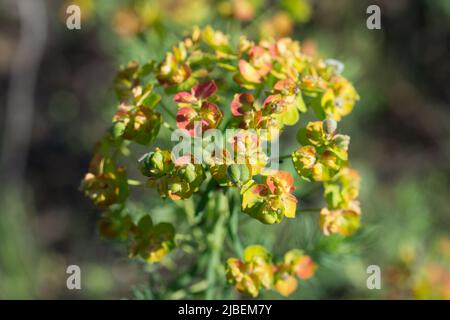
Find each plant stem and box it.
[195,177,219,219]
[163,121,175,132]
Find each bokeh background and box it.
[0,0,449,299]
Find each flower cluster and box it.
[156,41,192,87]
[226,245,316,297]
[80,167,128,208]
[209,129,269,187]
[80,138,129,208]
[230,78,306,136]
[113,61,162,145]
[81,26,361,296]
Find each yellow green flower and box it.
[319,202,361,236]
[226,245,316,297]
[80,166,128,208]
[225,245,273,297]
[293,120,349,181]
[112,103,161,145]
[324,167,360,209]
[157,41,192,87]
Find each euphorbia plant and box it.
[81,26,361,298]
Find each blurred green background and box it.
[0,0,449,299]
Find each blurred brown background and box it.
[0,0,449,299]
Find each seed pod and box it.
[323,118,337,135]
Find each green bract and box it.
[292,121,349,182]
[81,25,362,296]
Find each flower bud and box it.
[323,118,337,135]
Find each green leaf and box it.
[296,127,308,145]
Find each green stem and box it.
[160,100,177,121]
[205,193,227,299]
[299,183,322,199]
[278,154,292,160]
[163,121,175,132]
